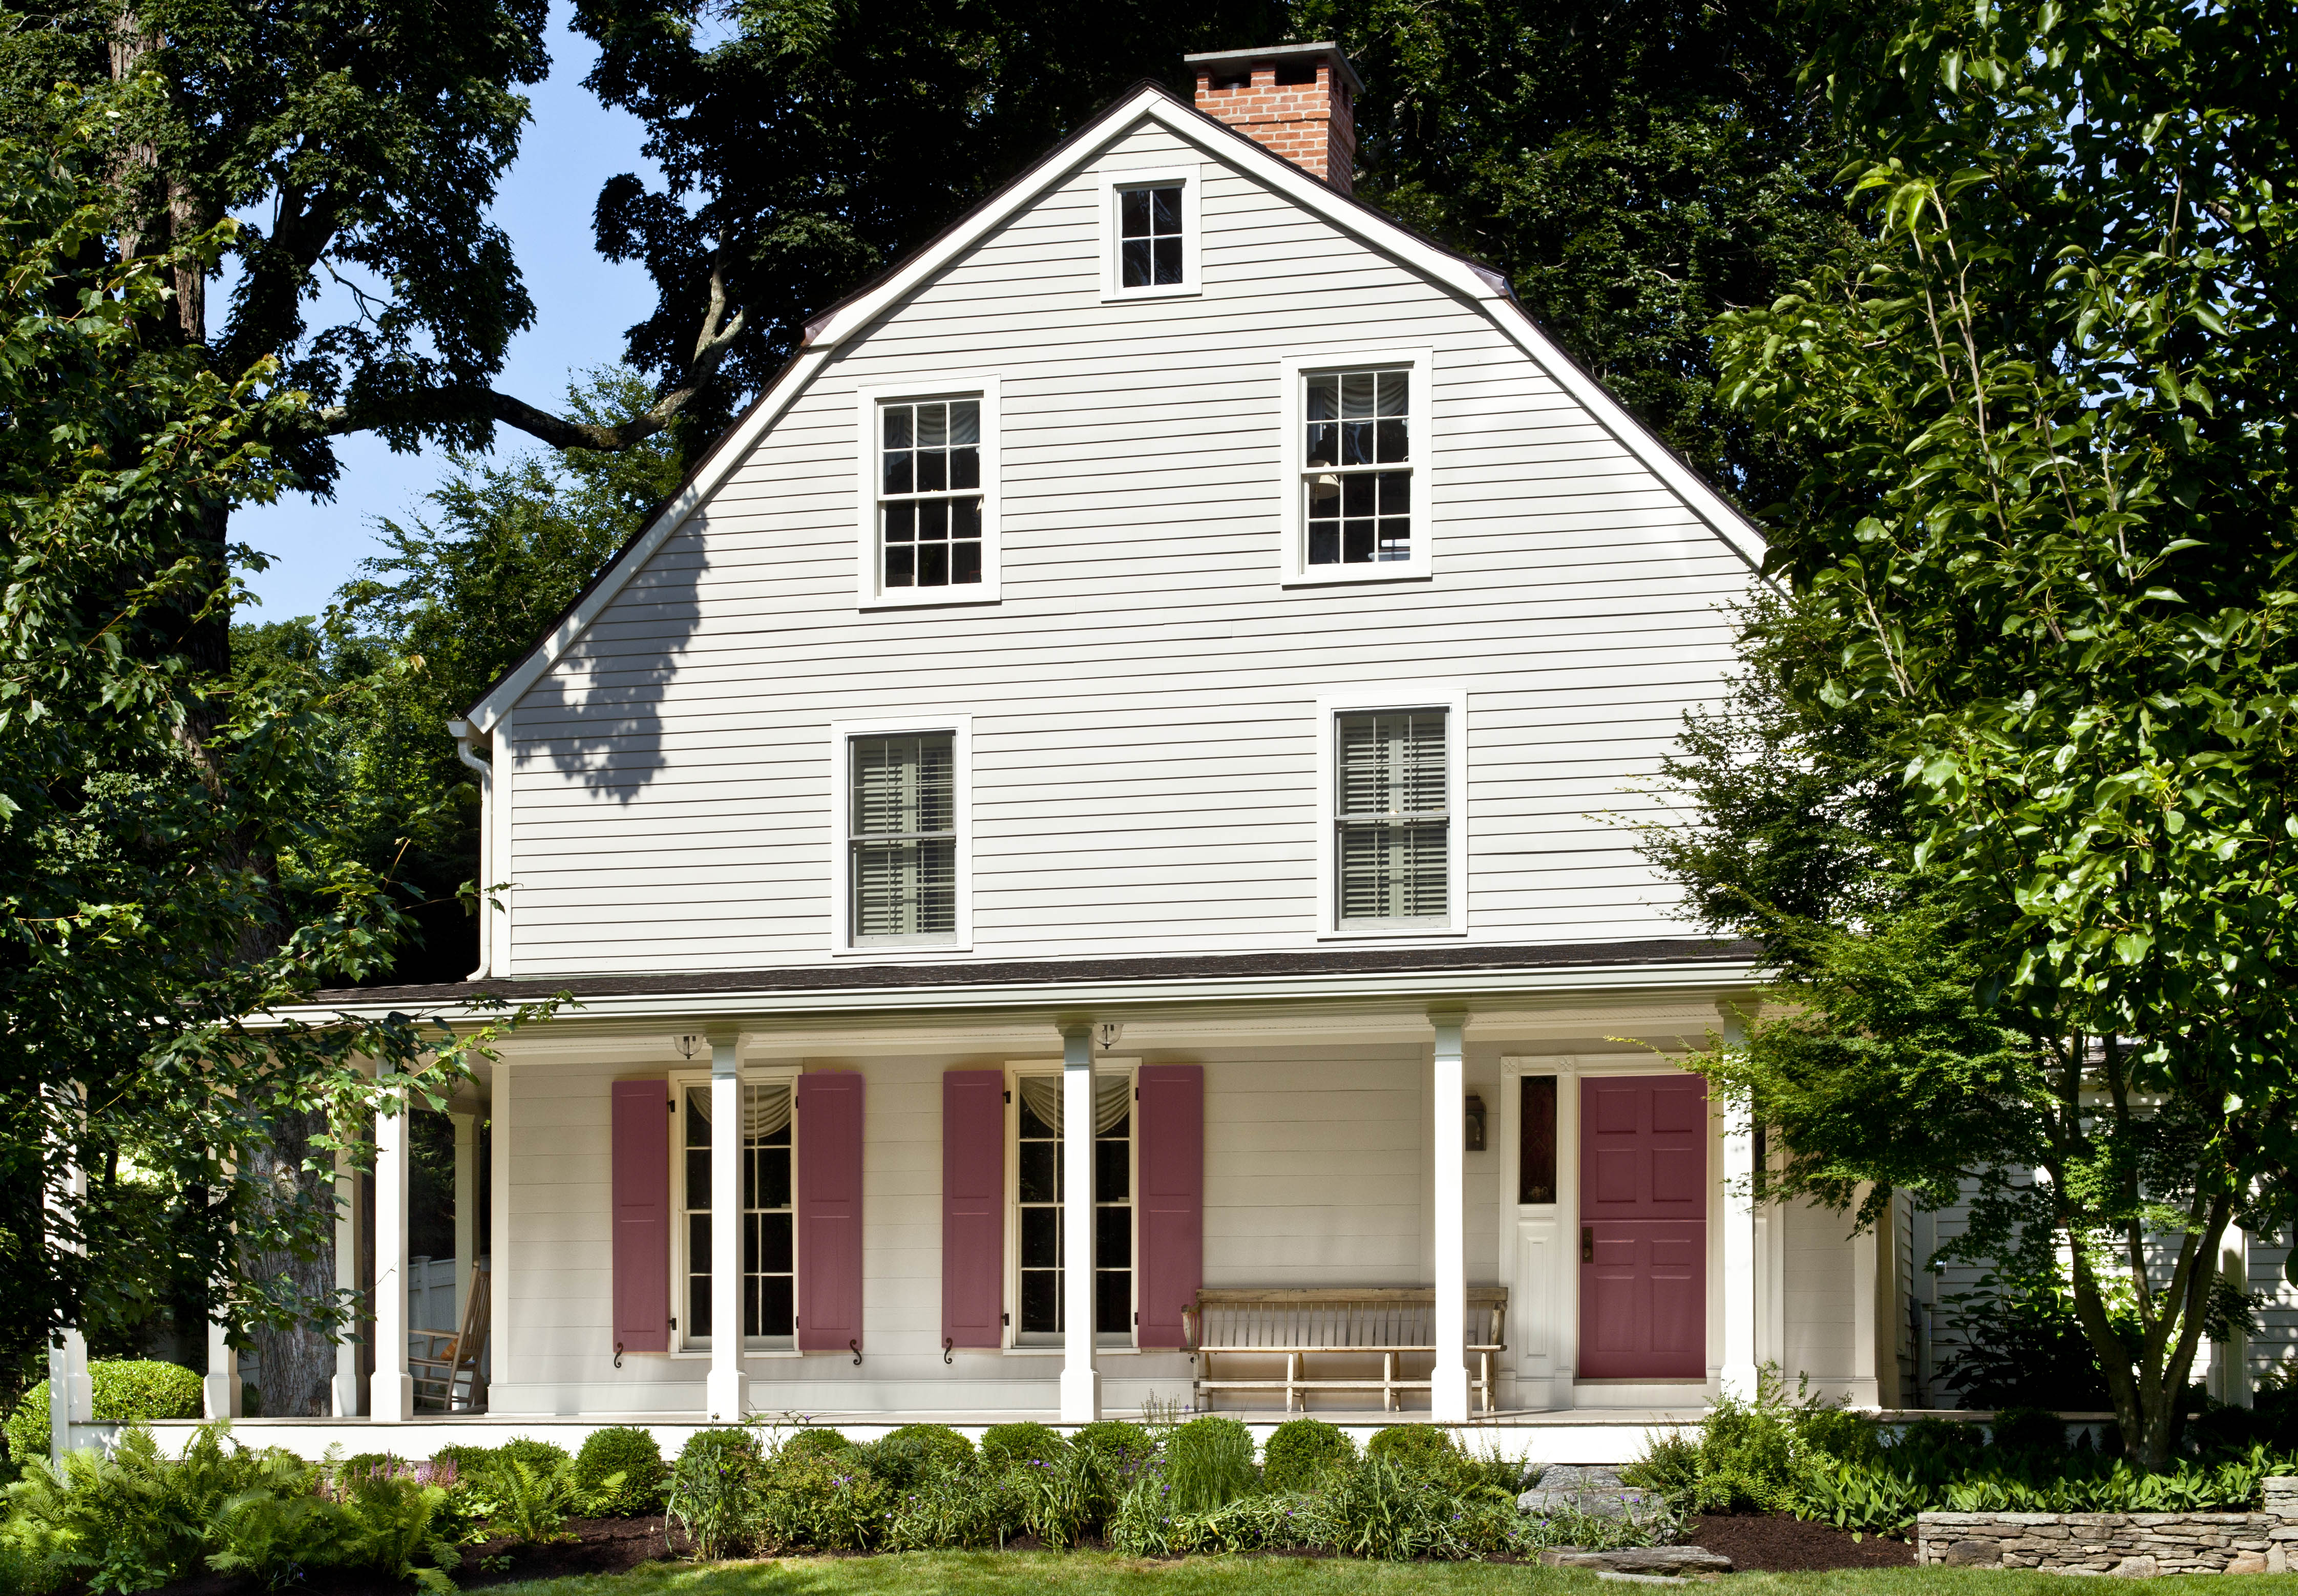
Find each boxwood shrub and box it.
[575,1425,667,1513]
[4,1360,205,1462]
[1263,1417,1356,1491]
[980,1421,1067,1469]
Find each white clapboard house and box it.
[180,43,1966,1457]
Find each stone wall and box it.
[1914,1479,2298,1577]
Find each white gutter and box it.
[445,718,492,979]
[260,955,1765,1027]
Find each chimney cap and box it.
[1182,40,1364,97]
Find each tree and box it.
[0,96,542,1418]
[569,0,1289,445]
[1297,0,1867,513]
[1680,0,2298,1466]
[315,369,685,983]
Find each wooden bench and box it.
[1183,1287,1508,1414]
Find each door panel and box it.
[1579,1075,1707,1378]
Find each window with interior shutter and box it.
[1335,709,1448,925]
[850,732,956,940]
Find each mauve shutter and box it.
[1135,1064,1204,1348]
[610,1080,671,1354]
[796,1072,865,1352]
[942,1070,1005,1348]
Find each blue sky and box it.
[233,2,663,622]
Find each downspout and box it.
[447,718,493,979]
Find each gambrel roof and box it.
[460,78,1767,734]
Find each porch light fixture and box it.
[1094,1022,1124,1053]
[1463,1094,1487,1152]
[674,1034,702,1060]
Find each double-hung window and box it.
[1281,352,1432,583]
[859,381,999,605]
[1012,1069,1133,1345]
[1101,167,1199,299]
[1320,692,1464,934]
[678,1078,795,1349]
[849,732,956,941]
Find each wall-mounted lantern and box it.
[1464,1093,1487,1152]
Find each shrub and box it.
[430,1443,500,1478]
[1109,1478,1320,1557]
[1262,1419,1356,1492]
[496,1436,573,1473]
[1319,1456,1472,1561]
[1072,1420,1156,1477]
[888,1423,974,1468]
[980,1421,1067,1470]
[1623,1365,1874,1515]
[856,1423,973,1489]
[1366,1422,1461,1472]
[1008,1445,1113,1547]
[1989,1406,2068,1459]
[1165,1415,1257,1511]
[778,1427,851,1460]
[575,1426,667,1514]
[4,1361,206,1464]
[754,1446,887,1551]
[666,1429,763,1561]
[883,1458,1020,1550]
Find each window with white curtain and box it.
[1013,1072,1132,1345]
[850,732,956,941]
[1334,709,1449,926]
[680,1079,794,1348]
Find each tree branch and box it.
[313,254,746,453]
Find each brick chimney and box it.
[1183,42,1361,197]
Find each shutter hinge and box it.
[1001,1311,1010,1326]
[1002,1089,1010,1103]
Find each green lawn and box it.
[486,1552,2298,1596]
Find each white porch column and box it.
[371,1084,414,1421]
[1719,1093,1759,1402]
[452,1111,478,1326]
[202,1317,239,1421]
[47,1121,92,1461]
[332,1143,364,1417]
[1430,1012,1469,1423]
[1059,1023,1100,1423]
[706,1035,748,1420]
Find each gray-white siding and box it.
[500,114,1756,977]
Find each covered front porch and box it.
[133,971,1898,1452]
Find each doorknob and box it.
[1581,1227,1593,1263]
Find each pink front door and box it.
[1578,1075,1707,1378]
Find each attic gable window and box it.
[1101,167,1199,300]
[1121,186,1184,287]
[1280,351,1432,585]
[857,379,1001,608]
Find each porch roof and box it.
[289,936,1762,1022]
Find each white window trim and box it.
[1278,348,1436,586]
[829,715,974,955]
[667,1063,804,1360]
[1098,165,1201,301]
[1315,684,1468,938]
[1002,1058,1140,1353]
[854,375,1003,609]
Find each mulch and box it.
[1685,1512,1915,1572]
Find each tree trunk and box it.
[243,1108,342,1417]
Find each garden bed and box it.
[1685,1513,1911,1572]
